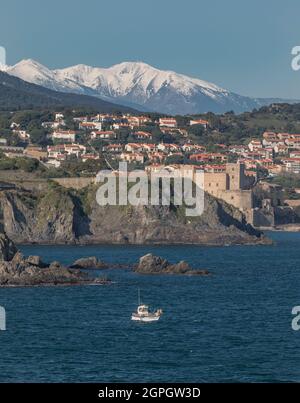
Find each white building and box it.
[79,122,102,131]
[159,118,177,128]
[47,143,86,159]
[189,119,209,128]
[125,143,144,153]
[120,152,145,163]
[91,130,116,140]
[52,130,76,142]
[248,140,262,152]
[42,121,63,129]
[55,113,64,121]
[157,143,181,152]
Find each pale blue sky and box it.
[0,0,300,99]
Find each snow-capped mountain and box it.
[1,59,295,114]
[0,70,136,112]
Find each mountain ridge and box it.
[2,59,298,115]
[0,70,137,112]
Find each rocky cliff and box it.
[0,233,109,287]
[0,183,268,245]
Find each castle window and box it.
[231,196,234,200]
[232,175,234,179]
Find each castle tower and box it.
[226,163,246,190]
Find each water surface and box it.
[0,232,299,382]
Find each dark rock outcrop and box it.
[135,253,210,276]
[70,256,109,269]
[0,254,110,287]
[0,233,110,287]
[0,233,18,261]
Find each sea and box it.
[0,231,299,382]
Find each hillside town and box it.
[1,109,300,229]
[2,111,300,174]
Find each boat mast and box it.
[138,288,141,305]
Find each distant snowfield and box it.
[1,59,296,114]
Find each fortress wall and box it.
[203,172,228,196]
[214,189,253,211]
[52,177,95,190]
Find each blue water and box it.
[0,232,300,382]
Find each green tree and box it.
[29,129,49,146]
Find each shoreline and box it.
[0,281,112,288]
[256,224,300,232]
[14,237,272,247]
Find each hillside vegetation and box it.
[0,71,137,112]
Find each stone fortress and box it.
[0,162,282,227]
[52,162,259,224]
[145,162,255,221]
[202,163,255,216]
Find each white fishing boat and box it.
[131,289,162,322]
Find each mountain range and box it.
[0,70,136,112]
[1,59,298,115]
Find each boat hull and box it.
[131,314,161,322]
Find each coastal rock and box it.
[0,257,109,287]
[135,254,169,274]
[135,253,210,276]
[25,255,47,267]
[70,256,109,269]
[11,251,24,264]
[0,233,110,287]
[0,233,18,261]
